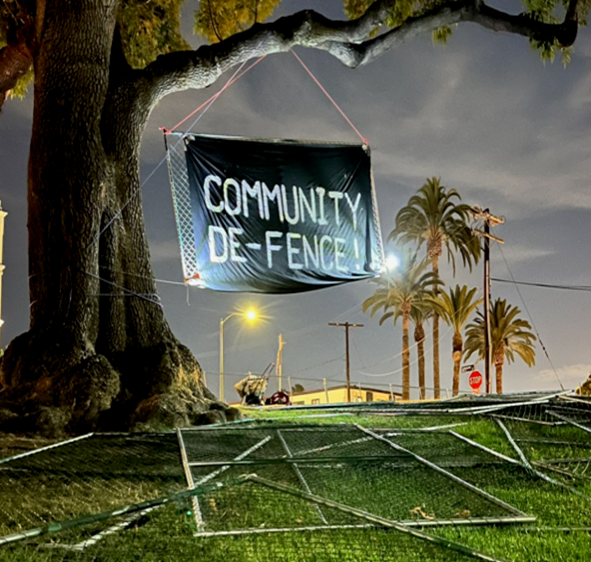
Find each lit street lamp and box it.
[219,309,257,401]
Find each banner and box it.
[182,134,383,293]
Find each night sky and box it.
[1,1,590,400]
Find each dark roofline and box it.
[291,384,401,398]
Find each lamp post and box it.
[219,310,256,402]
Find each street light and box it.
[219,309,257,402]
[385,254,400,272]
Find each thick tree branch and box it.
[140,0,398,105]
[136,0,579,113]
[321,0,580,67]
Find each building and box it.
[290,384,398,406]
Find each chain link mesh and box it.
[2,396,590,561]
[165,132,200,282]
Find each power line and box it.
[493,277,591,292]
[496,246,564,391]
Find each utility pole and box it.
[470,206,504,394]
[276,334,285,392]
[329,322,364,403]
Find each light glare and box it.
[385,254,400,271]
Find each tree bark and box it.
[495,363,503,394]
[494,346,505,394]
[414,322,425,400]
[432,258,440,399]
[402,314,410,401]
[452,332,463,396]
[0,0,236,436]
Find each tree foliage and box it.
[195,0,282,43]
[118,0,190,67]
[389,176,481,398]
[390,177,480,272]
[1,0,588,109]
[464,298,537,393]
[428,284,482,395]
[363,253,440,399]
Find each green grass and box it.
[0,410,590,562]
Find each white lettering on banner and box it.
[299,188,316,224]
[319,235,333,270]
[223,179,241,216]
[200,172,373,275]
[303,235,319,269]
[334,237,347,272]
[266,231,283,268]
[345,193,361,231]
[229,227,246,263]
[204,175,223,213]
[262,183,284,222]
[209,226,228,263]
[328,191,344,226]
[316,187,328,225]
[201,174,364,229]
[207,225,366,273]
[286,233,303,269]
[242,180,264,218]
[282,185,300,225]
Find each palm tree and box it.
[363,254,439,400]
[464,298,536,394]
[428,285,483,396]
[390,177,481,398]
[410,304,431,400]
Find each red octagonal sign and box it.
[469,370,483,390]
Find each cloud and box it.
[494,243,555,265]
[537,363,591,388]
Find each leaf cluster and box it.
[194,0,282,43]
[427,284,482,335]
[362,253,440,326]
[390,177,481,274]
[118,0,190,68]
[464,298,537,366]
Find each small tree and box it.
[464,298,536,394]
[363,254,439,400]
[428,285,482,396]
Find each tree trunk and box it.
[495,363,503,394]
[494,346,505,394]
[452,332,462,396]
[0,1,236,436]
[432,258,440,399]
[402,314,410,401]
[414,322,425,400]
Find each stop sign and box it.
[469,370,483,390]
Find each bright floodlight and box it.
[246,310,257,321]
[385,254,400,271]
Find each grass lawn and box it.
[0,407,589,562]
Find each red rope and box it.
[163,56,267,134]
[290,49,369,146]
